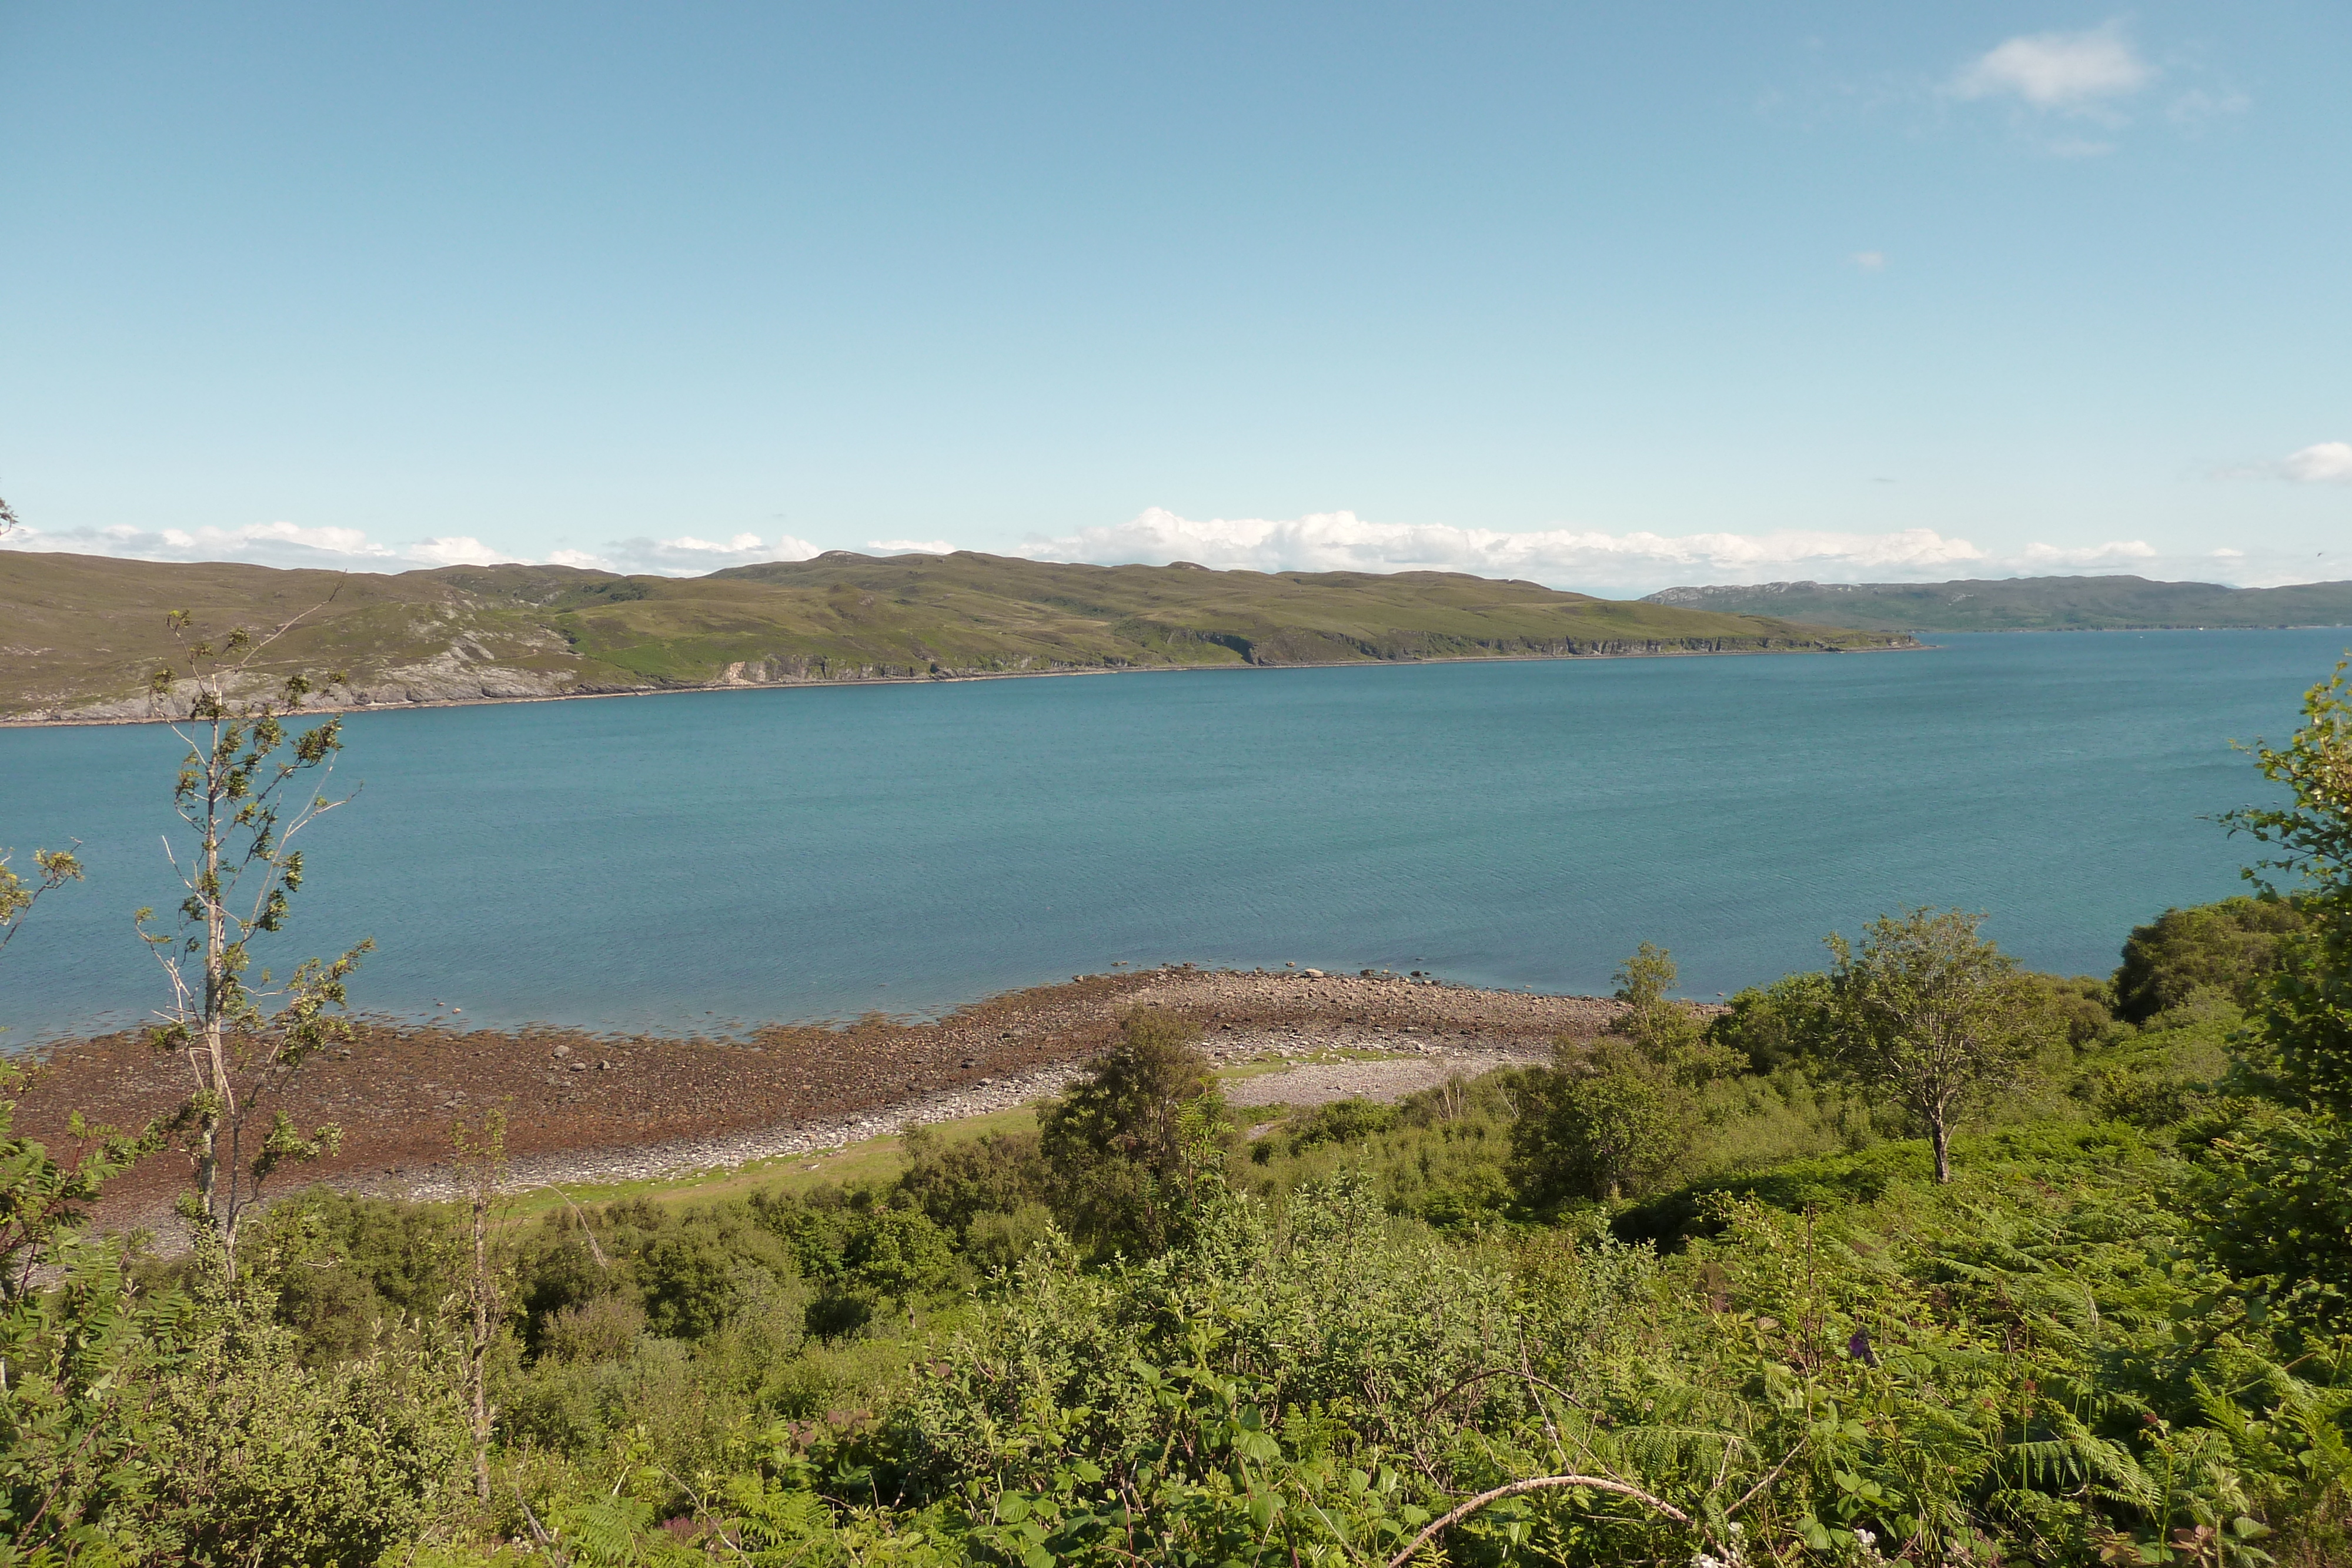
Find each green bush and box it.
[1708,969,1833,1073]
[897,1126,1051,1238]
[1510,1044,1694,1205]
[1037,1008,1229,1258]
[1280,1096,1399,1153]
[145,1272,470,1567]
[2114,895,2306,1022]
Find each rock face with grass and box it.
[2,549,1913,720]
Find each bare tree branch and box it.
[1384,1474,1693,1568]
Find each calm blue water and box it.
[2,630,2343,1044]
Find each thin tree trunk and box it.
[203,801,232,1277]
[1930,1116,1952,1184]
[471,1186,492,1503]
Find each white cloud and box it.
[590,533,821,574]
[2018,539,2157,566]
[2281,441,2352,484]
[866,538,957,554]
[1851,251,1887,272]
[1953,21,2151,109]
[1021,508,1994,595]
[409,535,506,566]
[0,518,404,569]
[0,518,822,576]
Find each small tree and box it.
[1509,1042,1690,1205]
[137,611,370,1281]
[1823,908,2050,1183]
[0,814,163,1555]
[2192,661,2352,1323]
[450,1109,509,1506]
[1038,1008,1227,1257]
[0,840,150,1300]
[1512,944,1730,1206]
[1709,970,1836,1074]
[1609,942,1739,1083]
[2223,658,2352,1115]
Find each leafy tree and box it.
[0,809,170,1558]
[1509,1039,1691,1205]
[1512,946,1733,1207]
[141,1252,468,1566]
[2223,659,2352,1116]
[0,1056,161,1556]
[1609,942,1740,1083]
[897,1126,1051,1238]
[0,851,146,1303]
[136,610,370,1279]
[1709,970,1834,1074]
[1038,1008,1228,1258]
[2115,895,2306,1023]
[843,1206,953,1325]
[1822,908,2053,1183]
[2032,972,2118,1046]
[2194,661,2352,1323]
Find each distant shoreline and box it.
[0,637,1929,733]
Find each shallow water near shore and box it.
[3,628,2344,1044]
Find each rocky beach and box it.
[16,966,1622,1226]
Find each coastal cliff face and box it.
[2,548,1916,722]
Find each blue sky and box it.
[1,3,2345,593]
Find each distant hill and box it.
[1642,575,2352,632]
[1,549,1912,722]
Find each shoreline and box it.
[0,637,1926,731]
[15,967,1622,1231]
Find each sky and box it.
[1,3,2346,596]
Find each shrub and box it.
[1037,1008,1228,1258]
[538,1293,646,1365]
[1282,1096,1398,1153]
[1510,1042,1694,1206]
[146,1279,469,1567]
[1709,971,1834,1074]
[897,1126,1051,1237]
[2114,895,2306,1022]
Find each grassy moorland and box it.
[1645,574,2352,632]
[1,549,1912,719]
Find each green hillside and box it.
[0,549,1912,720]
[1644,573,2352,631]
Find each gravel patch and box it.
[1223,1051,1538,1109]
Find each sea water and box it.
[2,628,2344,1044]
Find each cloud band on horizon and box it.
[1,509,2312,593]
[1018,509,2168,593]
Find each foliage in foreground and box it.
[12,965,2348,1567]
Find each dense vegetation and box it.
[1642,576,2352,633]
[0,549,1909,720]
[6,661,2352,1565]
